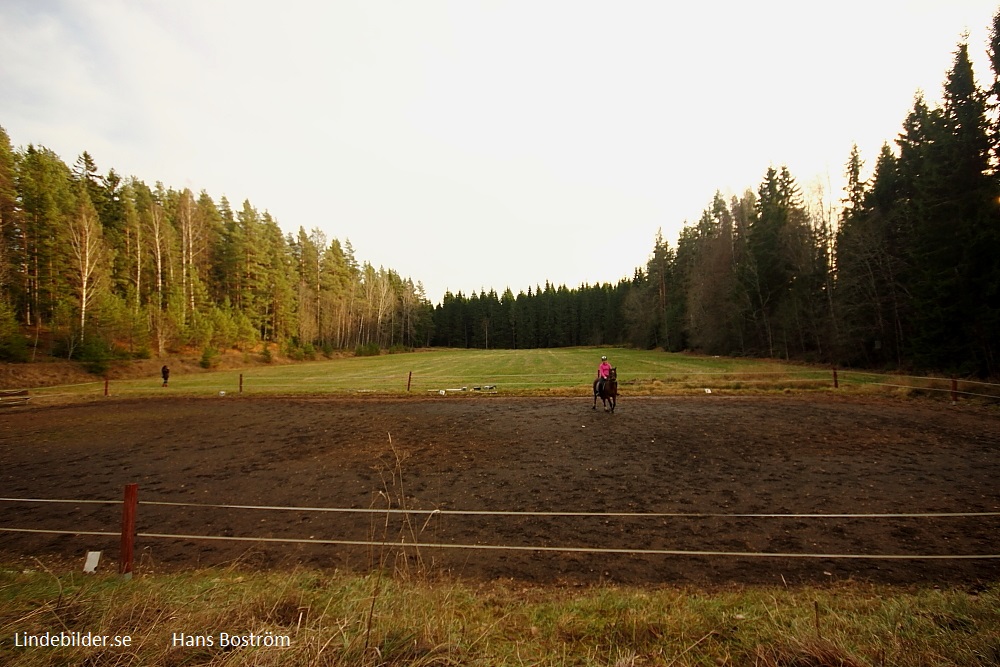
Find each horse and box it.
[593,367,617,413]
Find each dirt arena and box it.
[1,395,998,586]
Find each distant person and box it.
[594,355,611,396]
[161,365,170,387]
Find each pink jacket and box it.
[598,361,611,379]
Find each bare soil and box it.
[1,395,998,586]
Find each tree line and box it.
[0,138,435,365]
[2,13,999,377]
[431,20,1000,378]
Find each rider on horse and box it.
[595,355,611,396]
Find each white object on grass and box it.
[83,551,101,573]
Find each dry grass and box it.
[2,564,998,666]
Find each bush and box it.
[0,301,29,362]
[354,342,380,357]
[188,312,214,349]
[284,338,317,362]
[200,346,221,369]
[0,332,29,362]
[285,343,305,361]
[78,334,115,375]
[235,311,258,352]
[210,306,239,350]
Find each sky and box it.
[2,1,998,304]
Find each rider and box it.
[595,355,611,395]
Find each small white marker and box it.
[83,551,101,574]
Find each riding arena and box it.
[2,391,997,586]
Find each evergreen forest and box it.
[430,24,1000,378]
[1,15,999,377]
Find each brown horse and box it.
[592,367,617,412]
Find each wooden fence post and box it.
[104,377,109,396]
[119,483,138,578]
[951,378,958,404]
[239,373,244,394]
[832,368,838,389]
[407,371,412,392]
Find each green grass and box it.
[28,348,841,402]
[1,566,997,666]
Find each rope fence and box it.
[5,496,1000,519]
[2,489,999,576]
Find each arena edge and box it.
[171,631,291,649]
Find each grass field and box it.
[27,348,852,402]
[24,346,1000,404]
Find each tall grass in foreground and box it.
[1,566,997,666]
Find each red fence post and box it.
[407,371,412,392]
[119,483,138,577]
[832,368,838,389]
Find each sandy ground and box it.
[1,395,998,586]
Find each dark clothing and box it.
[161,366,170,386]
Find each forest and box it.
[430,22,1000,378]
[1,14,999,377]
[0,141,436,366]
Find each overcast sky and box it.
[2,1,997,303]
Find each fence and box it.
[15,368,1000,404]
[2,485,999,576]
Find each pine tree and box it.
[684,193,740,354]
[903,42,997,374]
[16,145,76,327]
[0,127,18,300]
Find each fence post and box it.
[104,377,110,396]
[832,368,838,389]
[119,483,138,578]
[407,371,412,392]
[239,373,244,394]
[951,378,958,404]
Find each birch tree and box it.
[65,187,108,341]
